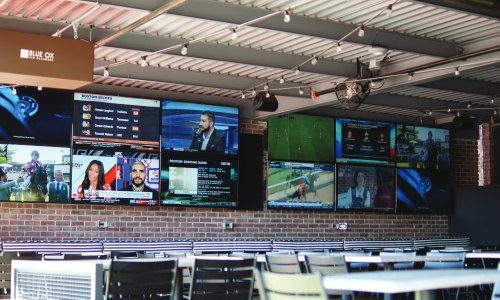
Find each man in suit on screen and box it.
[120,161,158,200]
[189,110,226,152]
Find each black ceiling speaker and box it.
[334,58,371,110]
[254,92,278,112]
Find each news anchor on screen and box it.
[189,111,226,152]
[119,161,158,199]
[77,160,111,199]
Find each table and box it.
[343,254,462,270]
[323,269,500,300]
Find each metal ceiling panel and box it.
[389,86,495,106]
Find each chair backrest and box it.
[110,251,139,259]
[105,258,177,300]
[341,251,372,270]
[230,252,257,258]
[304,255,348,276]
[423,251,466,269]
[379,251,417,269]
[265,254,301,274]
[256,269,328,300]
[492,264,500,300]
[63,253,109,260]
[16,252,43,260]
[189,258,256,300]
[0,253,17,293]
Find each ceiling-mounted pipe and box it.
[95,0,187,47]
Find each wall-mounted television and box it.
[336,163,395,211]
[267,161,334,210]
[160,151,238,207]
[71,155,159,206]
[0,144,70,203]
[161,101,238,154]
[0,86,72,146]
[397,168,451,213]
[336,118,395,165]
[396,125,450,170]
[268,114,335,163]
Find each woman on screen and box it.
[77,160,111,199]
[345,170,370,208]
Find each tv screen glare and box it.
[396,125,450,170]
[0,144,70,203]
[73,93,160,150]
[268,114,335,163]
[71,155,159,206]
[160,151,238,207]
[267,161,334,210]
[335,118,395,165]
[161,100,238,154]
[336,164,395,211]
[397,168,451,213]
[0,86,72,146]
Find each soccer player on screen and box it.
[120,161,158,200]
[189,111,226,152]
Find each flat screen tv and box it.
[396,125,450,170]
[0,86,72,146]
[0,144,70,203]
[161,100,238,154]
[160,151,238,207]
[71,155,159,206]
[267,161,334,210]
[397,168,451,213]
[268,114,335,163]
[336,163,395,211]
[336,118,395,165]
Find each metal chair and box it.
[189,257,256,300]
[256,269,328,300]
[265,253,301,274]
[304,255,353,299]
[105,258,177,300]
[379,251,417,270]
[0,253,16,299]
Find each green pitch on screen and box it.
[268,114,334,163]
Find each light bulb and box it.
[467,102,472,109]
[264,83,269,91]
[181,44,188,56]
[358,26,365,37]
[495,110,498,116]
[428,110,433,116]
[457,111,461,117]
[231,28,237,41]
[311,57,318,66]
[447,107,451,113]
[37,86,43,91]
[12,87,17,95]
[294,67,300,76]
[408,73,413,80]
[241,91,245,99]
[266,91,270,98]
[454,68,460,76]
[283,10,291,23]
[279,76,285,84]
[370,81,375,87]
[252,89,256,96]
[336,43,342,52]
[491,97,495,104]
[103,67,109,77]
[140,56,147,67]
[299,87,304,95]
[386,4,393,17]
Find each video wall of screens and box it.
[335,118,396,166]
[267,114,335,163]
[336,164,395,211]
[0,86,72,146]
[396,125,450,170]
[397,168,451,213]
[267,161,334,210]
[0,144,71,203]
[71,93,160,206]
[160,100,239,207]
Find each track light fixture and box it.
[140,56,147,67]
[103,67,109,77]
[386,4,393,17]
[283,10,291,23]
[231,28,238,40]
[311,57,318,66]
[181,44,188,56]
[358,26,365,38]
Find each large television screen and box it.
[267,161,334,210]
[268,114,335,163]
[336,164,395,211]
[161,101,238,154]
[71,155,159,206]
[160,151,238,207]
[0,86,72,146]
[73,93,160,150]
[0,144,70,203]
[396,125,450,170]
[336,118,395,165]
[397,168,451,213]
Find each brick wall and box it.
[0,120,463,242]
[450,136,479,187]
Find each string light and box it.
[140,56,147,67]
[181,44,188,56]
[454,67,460,76]
[491,97,495,104]
[240,91,245,99]
[294,67,300,76]
[265,91,270,98]
[467,101,472,109]
[428,110,433,116]
[103,67,109,77]
[299,87,304,95]
[369,81,375,87]
[447,107,451,113]
[336,42,342,52]
[386,4,393,17]
[283,10,291,23]
[358,26,365,38]
[264,83,269,91]
[279,76,285,84]
[231,28,238,40]
[408,73,414,80]
[457,111,461,117]
[495,110,498,116]
[252,88,257,97]
[12,86,16,95]
[37,86,43,91]
[311,57,318,66]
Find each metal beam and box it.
[418,77,500,96]
[77,0,459,58]
[414,0,500,20]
